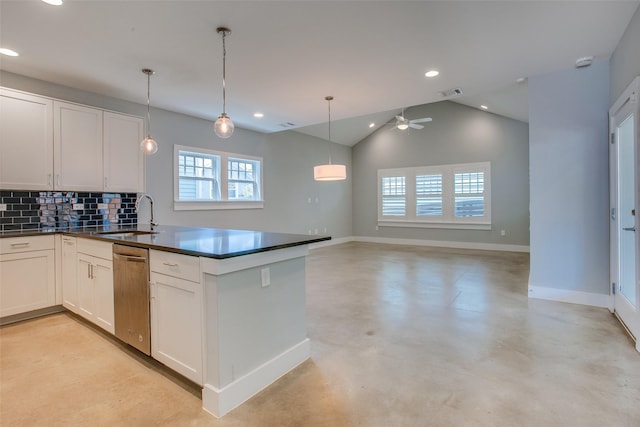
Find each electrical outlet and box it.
[97,203,108,210]
[0,204,7,211]
[500,230,506,236]
[261,268,270,287]
[72,203,84,210]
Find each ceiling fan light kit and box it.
[393,108,432,131]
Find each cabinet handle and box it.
[63,238,74,244]
[104,177,108,188]
[48,174,52,187]
[56,174,60,186]
[162,262,179,267]
[87,263,91,279]
[10,242,30,248]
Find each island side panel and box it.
[202,255,310,416]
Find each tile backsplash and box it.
[0,190,138,232]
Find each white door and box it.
[610,77,639,351]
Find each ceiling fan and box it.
[393,109,432,130]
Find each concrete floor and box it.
[1,242,639,426]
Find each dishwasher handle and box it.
[113,253,147,263]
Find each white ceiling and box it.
[1,0,638,146]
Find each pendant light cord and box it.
[221,30,228,115]
[146,72,152,137]
[327,96,333,165]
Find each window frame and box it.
[174,144,264,211]
[377,162,491,230]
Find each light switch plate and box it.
[0,204,7,211]
[98,203,108,210]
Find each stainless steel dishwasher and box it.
[113,244,151,355]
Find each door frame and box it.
[609,76,640,351]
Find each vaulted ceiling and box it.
[1,0,637,145]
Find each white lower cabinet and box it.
[0,236,56,317]
[61,235,78,313]
[76,238,114,334]
[150,250,203,385]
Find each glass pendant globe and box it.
[214,114,234,139]
[140,136,158,155]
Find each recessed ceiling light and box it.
[253,112,264,118]
[369,123,375,128]
[480,105,488,110]
[0,48,19,57]
[41,0,63,5]
[425,70,440,78]
[516,77,527,84]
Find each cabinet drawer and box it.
[1,235,55,254]
[150,250,200,283]
[77,238,112,260]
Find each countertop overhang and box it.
[0,224,331,259]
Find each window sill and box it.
[174,200,264,211]
[377,220,491,230]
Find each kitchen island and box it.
[1,225,329,418]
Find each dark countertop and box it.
[1,224,330,259]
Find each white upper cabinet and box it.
[54,101,104,192]
[0,87,145,193]
[103,112,145,193]
[0,88,54,191]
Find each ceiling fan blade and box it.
[410,117,432,124]
[409,124,424,129]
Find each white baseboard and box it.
[202,338,310,418]
[528,285,610,308]
[351,235,530,253]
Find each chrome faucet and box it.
[135,193,157,229]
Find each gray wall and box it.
[0,71,352,238]
[528,60,610,295]
[352,101,530,246]
[610,3,640,104]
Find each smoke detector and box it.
[575,56,594,68]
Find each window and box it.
[381,176,406,216]
[174,145,263,210]
[378,162,490,229]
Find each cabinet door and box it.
[0,88,53,190]
[103,112,144,193]
[61,236,78,313]
[93,258,114,334]
[54,101,103,191]
[151,272,203,385]
[77,254,95,321]
[0,250,55,317]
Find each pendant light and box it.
[140,68,158,155]
[214,27,234,139]
[314,96,347,181]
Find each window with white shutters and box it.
[378,162,490,229]
[381,176,406,216]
